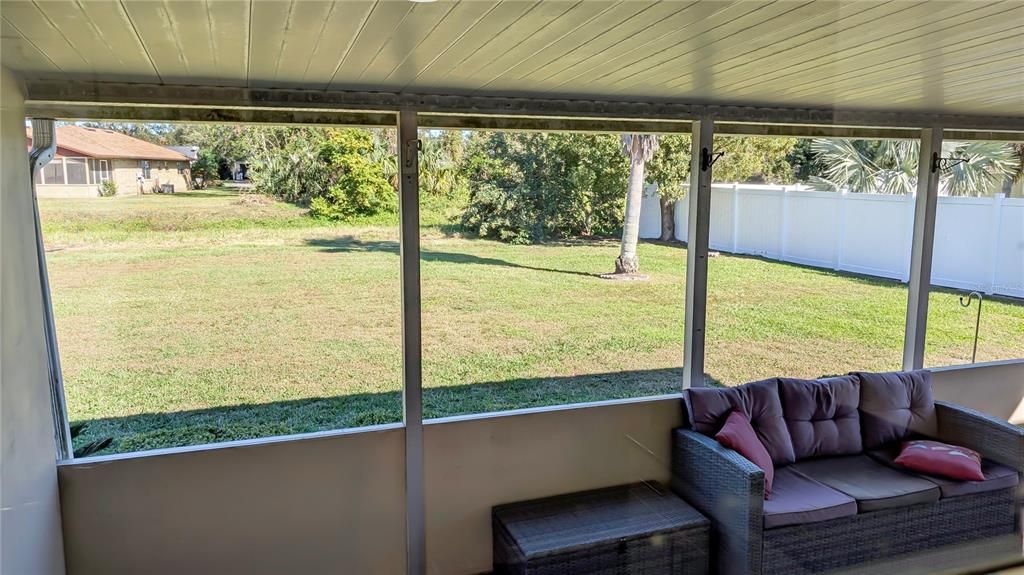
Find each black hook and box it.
[701,148,724,172]
[931,152,968,173]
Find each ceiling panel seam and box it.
[751,4,1024,93]
[762,27,1024,98]
[609,0,819,95]
[529,1,697,85]
[716,1,1018,92]
[472,0,630,91]
[393,0,502,87]
[116,0,161,83]
[548,1,767,92]
[325,0,378,89]
[437,0,579,85]
[1,15,63,72]
[377,0,460,82]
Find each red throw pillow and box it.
[894,440,985,481]
[716,410,775,498]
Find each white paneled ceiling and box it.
[2,0,1022,117]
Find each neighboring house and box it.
[165,145,199,161]
[229,159,250,181]
[26,125,191,198]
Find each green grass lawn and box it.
[40,188,1024,455]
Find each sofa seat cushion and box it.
[684,378,796,465]
[779,375,861,460]
[792,455,940,512]
[856,370,937,450]
[763,467,857,529]
[868,444,1020,498]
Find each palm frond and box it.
[620,134,659,163]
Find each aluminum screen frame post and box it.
[903,127,943,370]
[398,109,426,575]
[27,117,73,460]
[683,117,715,388]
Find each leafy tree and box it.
[368,129,468,204]
[646,135,797,241]
[247,127,331,203]
[244,127,393,219]
[646,135,690,242]
[460,132,628,244]
[369,129,398,191]
[309,129,395,219]
[810,139,1016,196]
[614,134,659,274]
[189,148,220,188]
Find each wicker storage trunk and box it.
[493,482,709,575]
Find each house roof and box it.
[25,125,189,161]
[165,145,199,161]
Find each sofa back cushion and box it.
[778,375,862,460]
[684,378,796,465]
[856,370,937,450]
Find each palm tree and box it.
[613,134,659,275]
[810,139,1016,196]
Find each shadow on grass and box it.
[73,367,705,456]
[305,236,597,278]
[162,190,241,199]
[654,241,913,292]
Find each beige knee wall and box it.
[931,360,1024,423]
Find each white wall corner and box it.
[1,66,68,575]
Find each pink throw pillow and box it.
[716,410,775,497]
[894,440,985,481]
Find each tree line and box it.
[79,122,1022,254]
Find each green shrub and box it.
[249,127,394,220]
[308,131,395,219]
[99,179,118,197]
[460,132,628,243]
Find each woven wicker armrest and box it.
[935,401,1024,472]
[670,429,765,575]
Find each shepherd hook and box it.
[958,291,983,364]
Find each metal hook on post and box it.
[958,291,983,364]
[701,148,724,172]
[931,152,968,173]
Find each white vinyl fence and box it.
[639,184,1024,298]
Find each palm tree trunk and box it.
[615,157,645,274]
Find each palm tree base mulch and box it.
[598,272,649,281]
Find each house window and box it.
[140,160,151,178]
[177,161,185,174]
[42,159,65,185]
[99,160,110,182]
[65,158,88,185]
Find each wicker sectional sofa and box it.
[670,370,1024,575]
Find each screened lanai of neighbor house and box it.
[1,1,1023,575]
